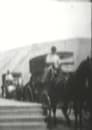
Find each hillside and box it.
[0,38,91,95]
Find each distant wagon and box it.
[1,72,23,100]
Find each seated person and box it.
[46,46,61,69]
[5,70,13,85]
[42,46,61,82]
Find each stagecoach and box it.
[1,72,23,100]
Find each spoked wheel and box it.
[5,85,17,99]
[23,84,34,102]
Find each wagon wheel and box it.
[23,84,34,102]
[16,86,23,101]
[5,85,17,99]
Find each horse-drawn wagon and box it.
[29,52,74,108]
[1,72,23,100]
[28,51,76,127]
[29,53,92,128]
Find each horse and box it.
[84,57,92,128]
[42,66,71,126]
[42,57,92,129]
[66,57,92,129]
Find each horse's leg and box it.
[47,106,52,128]
[47,103,56,128]
[73,102,79,129]
[62,103,71,125]
[89,108,92,129]
[79,102,83,130]
[52,103,57,126]
[46,95,52,128]
[50,96,57,126]
[48,107,51,118]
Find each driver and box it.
[42,46,61,82]
[46,46,61,71]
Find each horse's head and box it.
[47,66,57,82]
[83,57,92,79]
[88,57,92,71]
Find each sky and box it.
[0,0,91,52]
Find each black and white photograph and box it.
[0,0,91,130]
